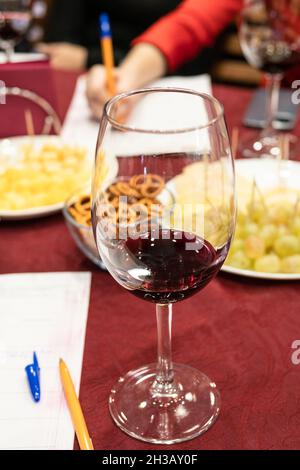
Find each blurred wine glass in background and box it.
[239,0,300,157]
[0,0,32,62]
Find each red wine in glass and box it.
[125,229,228,303]
[261,50,300,75]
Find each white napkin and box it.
[62,74,213,157]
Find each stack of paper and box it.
[0,272,91,450]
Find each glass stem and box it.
[5,44,14,63]
[153,303,174,393]
[261,73,282,138]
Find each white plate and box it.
[221,158,300,281]
[0,135,118,220]
[221,264,300,281]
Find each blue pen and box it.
[25,352,41,403]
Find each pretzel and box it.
[129,174,147,190]
[109,197,120,209]
[68,206,81,221]
[138,197,163,209]
[78,195,90,206]
[82,213,92,226]
[74,199,91,215]
[109,184,122,196]
[129,203,149,220]
[138,197,153,207]
[102,204,117,219]
[69,174,165,234]
[116,175,163,222]
[126,195,139,205]
[140,175,164,198]
[71,211,91,227]
[68,194,92,227]
[116,182,140,198]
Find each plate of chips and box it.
[0,135,116,220]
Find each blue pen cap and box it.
[25,352,41,403]
[99,13,112,38]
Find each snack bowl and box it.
[63,186,106,270]
[63,174,175,269]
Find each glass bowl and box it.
[63,187,106,270]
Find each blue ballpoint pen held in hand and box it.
[25,352,41,403]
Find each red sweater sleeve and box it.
[132,0,243,72]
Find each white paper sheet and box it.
[0,272,91,450]
[61,74,213,156]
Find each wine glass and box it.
[239,0,300,158]
[92,88,236,444]
[0,0,32,62]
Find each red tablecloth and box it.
[2,74,300,450]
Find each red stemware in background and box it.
[92,88,236,444]
[239,0,300,157]
[0,0,32,62]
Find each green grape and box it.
[243,222,259,238]
[259,224,278,249]
[274,235,300,258]
[244,235,265,259]
[247,201,267,224]
[254,254,281,273]
[230,238,244,253]
[269,204,293,225]
[237,211,247,225]
[277,225,288,237]
[291,217,300,237]
[258,214,270,227]
[281,255,300,273]
[234,225,245,239]
[227,250,252,270]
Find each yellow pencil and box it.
[99,13,116,96]
[59,358,94,450]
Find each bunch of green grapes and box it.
[225,199,300,274]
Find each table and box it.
[2,73,300,450]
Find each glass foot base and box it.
[109,363,220,444]
[242,133,298,159]
[242,134,281,158]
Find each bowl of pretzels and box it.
[63,186,106,269]
[63,174,174,268]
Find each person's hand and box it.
[86,65,131,120]
[86,44,167,120]
[36,42,88,71]
[86,65,116,120]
